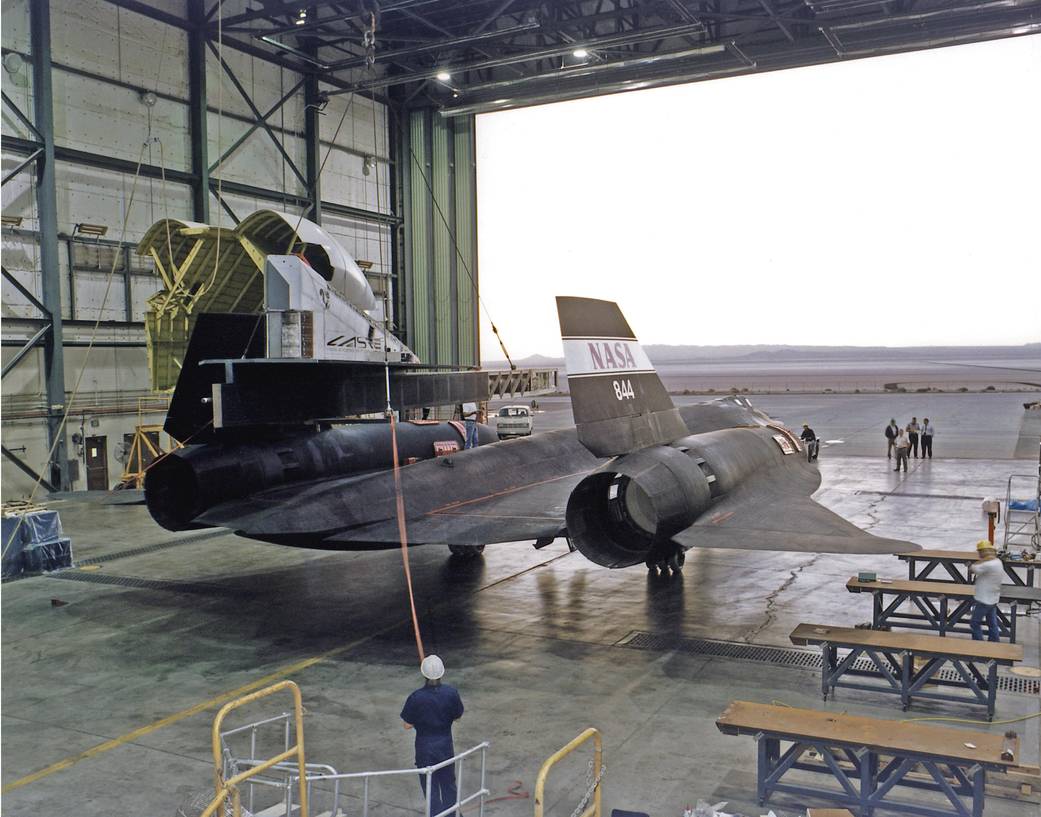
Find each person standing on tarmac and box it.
[906,416,921,458]
[969,541,1004,641]
[893,428,910,472]
[884,419,899,460]
[800,423,819,461]
[921,418,935,459]
[462,403,479,450]
[401,655,464,816]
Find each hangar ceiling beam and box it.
[28,0,70,491]
[101,0,190,30]
[325,19,541,69]
[329,21,708,95]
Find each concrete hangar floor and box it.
[2,392,1039,816]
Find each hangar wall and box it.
[1,0,478,500]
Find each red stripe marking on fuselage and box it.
[426,470,593,515]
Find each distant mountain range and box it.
[483,343,1041,369]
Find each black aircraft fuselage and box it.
[145,297,917,569]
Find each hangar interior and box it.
[2,1,1040,816]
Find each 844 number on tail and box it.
[613,379,635,401]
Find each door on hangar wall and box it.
[85,436,108,491]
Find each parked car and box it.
[495,405,534,439]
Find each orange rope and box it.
[390,411,426,661]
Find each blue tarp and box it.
[1,510,73,578]
[1009,499,1040,512]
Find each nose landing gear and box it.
[448,544,485,559]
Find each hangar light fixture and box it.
[436,70,452,82]
[73,223,108,238]
[572,48,589,59]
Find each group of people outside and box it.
[884,416,935,471]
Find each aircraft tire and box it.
[449,545,485,559]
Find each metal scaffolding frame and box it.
[0,0,405,491]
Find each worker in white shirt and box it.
[969,540,1004,641]
[893,429,910,472]
[920,418,934,459]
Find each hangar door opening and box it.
[473,35,1041,356]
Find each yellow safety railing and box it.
[534,728,603,817]
[201,680,308,817]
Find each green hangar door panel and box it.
[405,110,479,368]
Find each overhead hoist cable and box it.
[285,82,357,251]
[364,17,426,663]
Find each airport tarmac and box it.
[2,394,1039,816]
[506,391,1041,459]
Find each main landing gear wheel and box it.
[449,545,485,559]
[646,546,685,575]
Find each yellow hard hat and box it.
[976,540,994,551]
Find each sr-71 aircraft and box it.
[146,297,917,571]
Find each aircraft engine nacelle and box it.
[145,421,495,531]
[565,445,713,568]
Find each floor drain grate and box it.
[75,530,230,567]
[619,631,1038,696]
[50,570,250,597]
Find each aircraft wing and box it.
[672,469,918,554]
[322,473,582,547]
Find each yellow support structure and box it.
[201,680,309,817]
[534,728,603,817]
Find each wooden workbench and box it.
[717,700,1020,817]
[845,577,1041,641]
[897,550,1039,587]
[791,623,1022,717]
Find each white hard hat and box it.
[420,654,445,680]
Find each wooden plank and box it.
[790,623,1023,663]
[897,550,1040,566]
[716,701,1017,767]
[845,577,1041,604]
[807,811,855,817]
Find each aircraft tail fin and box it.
[556,296,688,457]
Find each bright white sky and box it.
[475,35,1041,359]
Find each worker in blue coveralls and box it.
[401,655,465,816]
